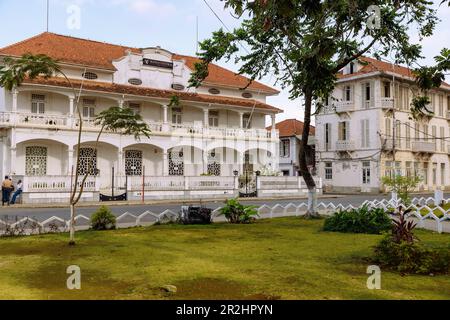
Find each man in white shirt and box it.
[10,179,23,205]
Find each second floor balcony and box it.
[412,141,435,153]
[0,111,279,140]
[336,140,356,151]
[335,101,355,113]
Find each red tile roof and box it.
[266,119,315,137]
[24,77,282,113]
[338,56,450,89]
[0,32,279,94]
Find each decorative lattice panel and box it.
[25,146,47,176]
[169,150,184,176]
[125,150,143,176]
[207,151,221,176]
[77,147,98,176]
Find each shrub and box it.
[91,206,116,230]
[381,175,421,205]
[373,236,449,274]
[220,198,258,224]
[323,206,392,234]
[372,212,449,274]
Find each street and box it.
[0,193,445,222]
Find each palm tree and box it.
[0,54,151,245]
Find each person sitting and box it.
[10,180,23,205]
[1,176,13,206]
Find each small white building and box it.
[267,119,316,176]
[316,57,450,193]
[0,32,294,203]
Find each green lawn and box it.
[0,218,449,300]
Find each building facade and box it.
[267,119,316,176]
[316,57,450,193]
[0,32,285,203]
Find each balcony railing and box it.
[336,140,356,151]
[0,111,277,140]
[335,101,355,113]
[381,98,394,109]
[412,141,435,153]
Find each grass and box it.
[418,203,449,218]
[0,218,449,300]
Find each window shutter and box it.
[361,83,366,109]
[370,82,375,107]
[365,120,370,148]
[361,120,365,148]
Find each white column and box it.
[11,89,18,125]
[239,112,244,129]
[118,149,124,176]
[162,105,169,132]
[68,96,75,128]
[12,89,18,112]
[68,147,74,175]
[10,129,16,175]
[203,109,209,127]
[163,150,169,176]
[271,114,276,138]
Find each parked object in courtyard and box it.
[179,206,212,225]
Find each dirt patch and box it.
[170,278,280,300]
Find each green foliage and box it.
[323,206,392,234]
[91,206,116,231]
[219,198,258,224]
[95,107,151,140]
[0,53,61,90]
[381,175,421,205]
[373,236,449,274]
[392,211,417,243]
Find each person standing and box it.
[10,179,23,205]
[1,176,13,206]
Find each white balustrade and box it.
[17,113,67,126]
[336,101,355,113]
[381,98,394,109]
[128,176,185,191]
[336,140,356,151]
[412,141,435,153]
[187,176,235,190]
[0,111,278,140]
[23,176,99,192]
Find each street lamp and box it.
[255,171,261,197]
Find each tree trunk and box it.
[299,90,319,218]
[69,203,76,245]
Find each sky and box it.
[0,0,449,126]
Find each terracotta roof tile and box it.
[338,56,450,89]
[23,77,282,113]
[266,119,315,137]
[0,32,278,93]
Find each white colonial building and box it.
[0,32,312,203]
[316,57,450,193]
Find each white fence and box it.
[22,176,99,192]
[3,194,448,237]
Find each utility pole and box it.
[46,0,49,32]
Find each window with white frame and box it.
[31,94,45,114]
[385,161,393,178]
[82,98,96,119]
[362,82,372,108]
[439,94,444,117]
[280,139,290,157]
[362,161,371,184]
[432,163,437,185]
[208,110,219,127]
[383,81,391,98]
[385,118,391,138]
[343,85,353,101]
[395,121,401,148]
[325,162,333,180]
[171,107,182,125]
[432,126,437,151]
[440,127,445,152]
[423,162,429,184]
[441,163,445,186]
[338,121,349,141]
[25,146,47,176]
[406,161,412,177]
